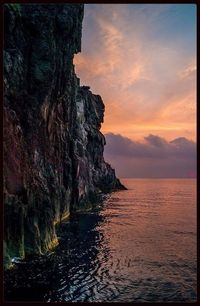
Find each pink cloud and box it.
[74,4,196,142]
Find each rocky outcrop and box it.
[3,4,125,268]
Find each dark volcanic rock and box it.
[3,4,126,268]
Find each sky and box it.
[74,4,196,178]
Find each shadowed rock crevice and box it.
[3,4,125,269]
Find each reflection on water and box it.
[4,179,197,302]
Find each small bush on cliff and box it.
[6,4,21,16]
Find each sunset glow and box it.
[74,4,196,178]
[74,4,196,142]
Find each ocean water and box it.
[4,179,197,302]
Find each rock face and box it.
[3,4,125,268]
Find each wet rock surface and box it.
[3,4,125,268]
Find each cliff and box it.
[3,4,125,268]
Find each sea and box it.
[4,178,197,302]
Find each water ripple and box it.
[4,179,197,302]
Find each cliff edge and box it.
[3,4,125,268]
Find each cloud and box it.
[104,133,196,178]
[74,4,196,142]
[144,134,168,148]
[179,64,196,79]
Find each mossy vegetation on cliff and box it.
[3,4,126,269]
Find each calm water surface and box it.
[5,179,197,302]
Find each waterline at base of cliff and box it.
[3,3,125,269]
[4,179,196,303]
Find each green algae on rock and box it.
[3,3,126,269]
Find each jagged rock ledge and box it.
[3,3,126,269]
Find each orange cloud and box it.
[74,4,196,142]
